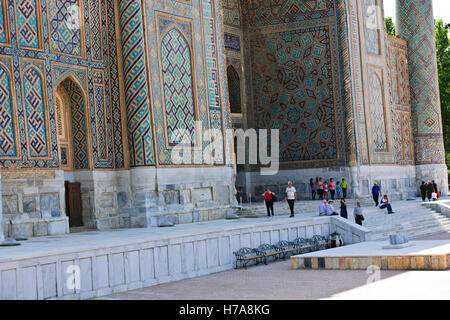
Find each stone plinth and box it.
[291,240,450,270]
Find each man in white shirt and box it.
[326,201,339,216]
[285,181,297,217]
[319,200,328,216]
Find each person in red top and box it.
[262,187,275,217]
[329,178,336,200]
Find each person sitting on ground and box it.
[326,200,339,216]
[353,202,365,226]
[379,195,395,214]
[319,199,328,216]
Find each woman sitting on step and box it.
[379,195,395,214]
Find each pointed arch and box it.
[160,26,197,147]
[22,65,50,158]
[0,61,18,157]
[227,65,241,114]
[58,77,90,170]
[369,71,388,152]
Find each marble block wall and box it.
[1,171,68,238]
[0,217,334,300]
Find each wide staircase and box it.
[237,198,450,241]
[362,200,450,240]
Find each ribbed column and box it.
[396,0,445,165]
[397,0,448,193]
[119,0,154,167]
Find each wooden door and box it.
[65,181,83,227]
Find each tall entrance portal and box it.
[55,77,91,228]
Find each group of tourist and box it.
[261,179,403,227]
[309,177,348,200]
[419,180,440,202]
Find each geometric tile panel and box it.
[397,0,445,164]
[242,0,332,27]
[201,0,225,164]
[88,0,102,61]
[161,27,196,147]
[105,0,124,169]
[48,0,82,56]
[369,71,388,152]
[0,0,7,43]
[62,78,89,170]
[250,25,339,162]
[221,0,241,27]
[119,0,154,166]
[224,33,240,51]
[93,71,107,160]
[23,66,48,158]
[0,63,17,157]
[17,0,40,49]
[0,0,121,170]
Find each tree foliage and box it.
[385,17,396,37]
[435,20,450,159]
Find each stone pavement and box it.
[97,232,450,300]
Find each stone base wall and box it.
[120,167,238,228]
[415,164,449,197]
[1,166,237,237]
[1,170,68,238]
[244,165,418,201]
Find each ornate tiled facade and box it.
[0,0,447,238]
[397,0,446,165]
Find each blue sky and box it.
[384,0,450,23]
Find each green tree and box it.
[385,17,396,36]
[435,20,450,165]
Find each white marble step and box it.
[364,214,450,229]
[368,222,450,241]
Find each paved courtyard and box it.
[97,233,450,300]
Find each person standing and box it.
[329,178,336,200]
[317,178,324,200]
[285,181,297,218]
[353,202,365,226]
[371,183,382,207]
[262,187,275,217]
[336,181,342,199]
[432,180,439,198]
[341,178,348,198]
[323,181,329,200]
[426,181,434,201]
[340,198,348,219]
[379,195,395,214]
[420,181,427,202]
[310,178,316,200]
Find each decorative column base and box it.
[415,164,449,196]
